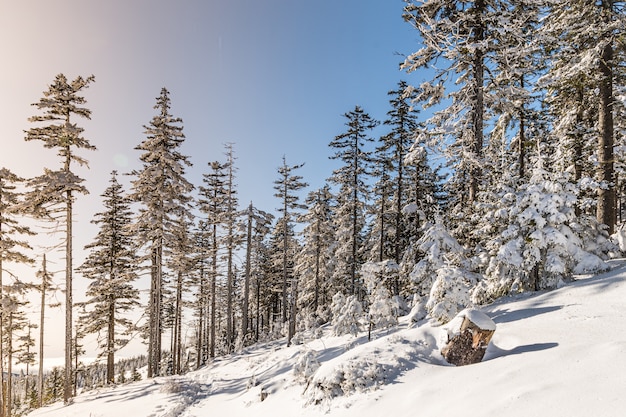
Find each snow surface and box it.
[28,261,626,417]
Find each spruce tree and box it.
[129,88,193,377]
[241,203,273,342]
[295,186,336,316]
[223,144,240,352]
[24,73,95,403]
[0,167,35,414]
[273,156,308,344]
[328,106,378,297]
[77,171,140,384]
[198,160,229,358]
[539,0,624,234]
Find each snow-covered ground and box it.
[28,261,626,417]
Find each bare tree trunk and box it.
[107,296,115,384]
[210,224,217,358]
[242,204,253,339]
[7,311,13,417]
[174,271,183,374]
[38,255,47,408]
[64,190,74,404]
[0,226,4,417]
[469,0,485,203]
[597,6,615,234]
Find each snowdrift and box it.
[28,261,626,417]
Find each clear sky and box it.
[0,0,423,360]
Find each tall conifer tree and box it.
[77,171,140,384]
[328,106,378,296]
[130,88,193,377]
[24,73,95,403]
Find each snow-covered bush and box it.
[330,292,363,337]
[293,349,321,385]
[408,222,466,298]
[426,266,479,324]
[361,261,399,331]
[306,359,385,405]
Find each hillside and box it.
[28,261,626,417]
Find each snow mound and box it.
[27,260,626,417]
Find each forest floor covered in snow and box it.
[28,261,626,417]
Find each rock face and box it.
[441,309,496,366]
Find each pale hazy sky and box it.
[0,0,422,360]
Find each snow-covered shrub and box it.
[361,261,399,330]
[293,349,321,385]
[330,292,363,337]
[306,359,385,405]
[408,222,466,298]
[426,266,479,324]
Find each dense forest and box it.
[1,1,625,416]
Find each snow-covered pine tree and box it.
[370,81,424,296]
[223,144,240,353]
[165,205,195,375]
[24,73,95,403]
[190,221,211,367]
[273,156,308,345]
[473,154,609,304]
[0,167,36,413]
[361,261,398,338]
[295,186,336,320]
[34,254,57,408]
[249,214,274,342]
[198,160,229,359]
[129,87,193,377]
[241,203,273,343]
[399,133,442,292]
[328,106,378,297]
[407,221,475,323]
[77,171,140,384]
[330,292,363,337]
[538,0,625,235]
[402,0,510,251]
[1,281,31,417]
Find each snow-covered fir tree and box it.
[129,87,193,377]
[0,167,36,414]
[330,292,363,337]
[197,160,229,359]
[328,106,378,297]
[538,0,625,234]
[273,156,308,344]
[241,203,273,344]
[24,73,96,403]
[77,171,140,384]
[165,206,195,375]
[473,154,609,304]
[295,185,336,321]
[361,260,399,337]
[222,144,240,353]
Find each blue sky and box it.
[0,0,424,358]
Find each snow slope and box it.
[28,262,626,417]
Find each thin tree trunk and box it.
[38,255,47,408]
[174,270,183,374]
[0,221,4,417]
[64,190,73,403]
[107,296,115,384]
[7,311,13,417]
[210,224,217,358]
[242,204,253,339]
